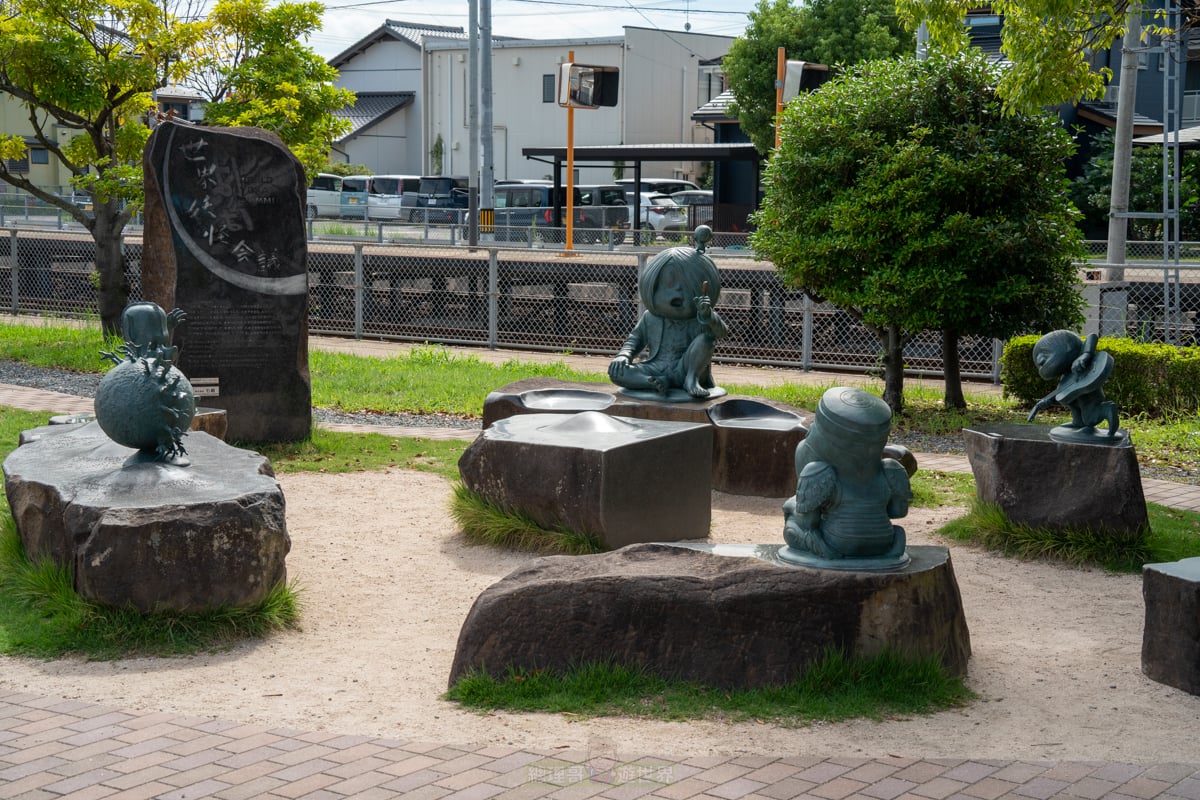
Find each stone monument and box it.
[608,226,729,401]
[142,119,311,443]
[780,386,912,570]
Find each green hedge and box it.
[1001,335,1200,416]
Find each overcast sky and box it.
[304,0,759,59]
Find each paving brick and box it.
[210,774,288,800]
[907,776,968,799]
[321,768,397,795]
[939,763,999,784]
[1060,776,1120,799]
[694,763,753,785]
[269,757,341,782]
[844,762,901,783]
[156,778,234,800]
[959,777,1017,799]
[100,764,177,790]
[264,771,341,799]
[757,777,818,799]
[435,765,504,790]
[1116,775,1177,799]
[106,782,179,800]
[892,763,951,784]
[381,767,453,793]
[0,754,69,781]
[1088,763,1148,784]
[1010,776,1070,799]
[743,763,803,784]
[794,763,856,785]
[809,776,869,800]
[707,776,769,799]
[988,762,1050,784]
[860,777,919,800]
[1164,776,1200,800]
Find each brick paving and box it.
[2,346,1200,798]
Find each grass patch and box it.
[938,499,1200,572]
[0,517,300,659]
[0,319,111,373]
[252,426,467,479]
[909,469,976,508]
[446,649,973,724]
[450,483,604,554]
[310,345,605,418]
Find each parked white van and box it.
[365,174,421,220]
[307,173,343,218]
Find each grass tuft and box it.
[450,482,605,555]
[939,499,1159,571]
[0,519,301,659]
[446,649,974,723]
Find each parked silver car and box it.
[626,191,687,234]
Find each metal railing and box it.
[7,227,1196,380]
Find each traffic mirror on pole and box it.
[557,63,619,109]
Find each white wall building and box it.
[421,27,733,184]
[327,20,468,173]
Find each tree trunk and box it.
[881,323,905,414]
[92,202,130,336]
[942,328,966,410]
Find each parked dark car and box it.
[414,175,469,223]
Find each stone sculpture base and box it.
[458,412,712,549]
[48,406,229,441]
[3,422,290,612]
[482,378,812,497]
[449,543,971,690]
[1142,557,1200,695]
[963,423,1148,538]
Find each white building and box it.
[327,20,469,173]
[327,21,733,182]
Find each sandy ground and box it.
[1,469,1198,763]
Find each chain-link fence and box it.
[1078,241,1199,347]
[10,229,1197,378]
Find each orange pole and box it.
[775,46,785,149]
[564,50,576,253]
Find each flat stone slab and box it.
[3,422,290,612]
[1143,557,1200,695]
[963,423,1148,538]
[482,378,813,497]
[458,412,712,549]
[449,543,971,689]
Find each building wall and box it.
[334,37,426,173]
[423,28,732,184]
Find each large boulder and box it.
[963,423,1148,538]
[449,543,971,689]
[3,422,290,612]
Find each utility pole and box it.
[467,0,480,247]
[1106,5,1142,281]
[481,0,494,241]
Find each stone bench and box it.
[1142,557,1200,695]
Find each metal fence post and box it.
[488,248,499,349]
[353,243,364,339]
[9,229,18,315]
[991,338,1004,384]
[801,293,814,371]
[635,252,648,318]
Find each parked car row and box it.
[306,173,713,241]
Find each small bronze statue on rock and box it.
[1027,330,1123,444]
[780,387,912,570]
[608,226,729,401]
[95,301,196,465]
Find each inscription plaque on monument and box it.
[142,120,311,442]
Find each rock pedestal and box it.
[449,543,971,689]
[481,378,812,497]
[3,422,290,612]
[963,423,1148,538]
[1142,557,1200,695]
[458,412,712,549]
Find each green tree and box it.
[724,0,914,153]
[752,54,1084,412]
[0,0,349,334]
[896,0,1133,112]
[1071,128,1200,240]
[196,0,352,182]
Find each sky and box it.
[303,0,760,59]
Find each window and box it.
[1138,50,1149,70]
[4,156,29,173]
[30,148,48,165]
[542,74,555,103]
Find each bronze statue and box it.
[95,302,196,465]
[1027,330,1122,443]
[608,226,729,401]
[780,387,912,570]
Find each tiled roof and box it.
[692,90,737,122]
[335,92,415,140]
[383,19,468,43]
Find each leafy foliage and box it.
[1071,129,1200,240]
[896,0,1131,112]
[0,0,348,332]
[724,0,914,153]
[196,0,353,181]
[752,53,1084,411]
